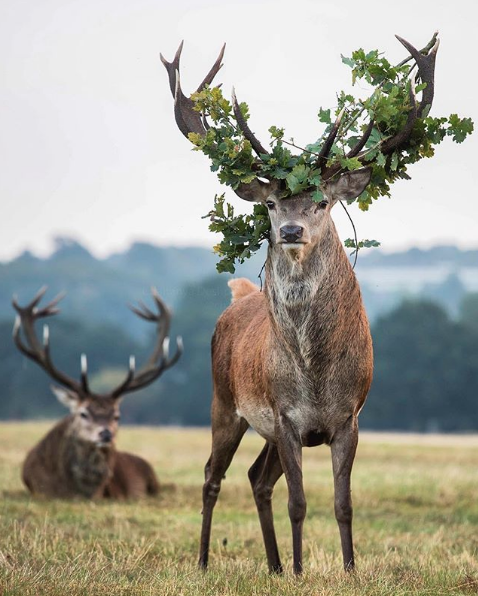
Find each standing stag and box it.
[161,35,438,573]
[13,287,182,499]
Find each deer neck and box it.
[265,217,359,359]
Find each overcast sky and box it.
[1,0,477,261]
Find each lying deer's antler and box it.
[111,288,183,397]
[13,287,183,400]
[12,286,84,393]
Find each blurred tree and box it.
[460,292,478,334]
[154,276,231,425]
[361,299,478,431]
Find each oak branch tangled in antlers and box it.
[161,33,473,272]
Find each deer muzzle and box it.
[279,225,305,244]
[98,428,113,444]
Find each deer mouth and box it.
[96,440,114,449]
[279,241,309,248]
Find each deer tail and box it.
[227,278,260,303]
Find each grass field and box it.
[0,422,477,595]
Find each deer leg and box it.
[275,413,306,575]
[248,442,284,574]
[330,415,359,571]
[199,412,248,570]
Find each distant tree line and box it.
[1,274,477,432]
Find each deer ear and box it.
[51,385,80,411]
[234,178,278,202]
[323,167,372,204]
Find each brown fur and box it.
[22,416,159,499]
[199,169,374,574]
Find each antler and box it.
[160,42,226,139]
[320,33,440,180]
[231,88,269,157]
[161,42,269,160]
[111,288,183,397]
[12,287,85,393]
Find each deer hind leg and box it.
[248,442,284,573]
[198,407,248,570]
[275,413,306,575]
[330,415,359,571]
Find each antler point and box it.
[12,315,21,335]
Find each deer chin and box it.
[280,242,308,262]
[96,441,114,449]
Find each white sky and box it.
[1,0,477,261]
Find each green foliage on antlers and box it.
[190,36,473,273]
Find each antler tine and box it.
[128,301,156,322]
[164,335,184,370]
[12,286,47,314]
[196,43,226,93]
[317,107,346,171]
[151,286,167,311]
[111,355,136,399]
[120,337,183,396]
[12,315,36,359]
[380,71,418,155]
[374,34,437,158]
[160,40,184,97]
[27,285,48,310]
[80,354,90,394]
[232,87,269,157]
[396,34,439,117]
[35,291,66,318]
[173,70,208,138]
[346,119,374,159]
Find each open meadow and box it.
[0,423,477,595]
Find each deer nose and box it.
[280,225,304,243]
[99,429,113,443]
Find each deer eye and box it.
[318,200,329,209]
[266,201,275,210]
[114,415,121,421]
[80,411,89,419]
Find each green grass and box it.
[0,422,477,595]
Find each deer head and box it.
[161,36,439,260]
[229,170,372,261]
[12,287,183,447]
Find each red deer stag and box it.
[13,287,182,499]
[161,35,438,573]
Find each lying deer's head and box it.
[51,385,122,446]
[13,288,182,447]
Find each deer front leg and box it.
[275,412,306,575]
[330,415,359,571]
